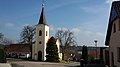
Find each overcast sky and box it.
[0,0,119,46]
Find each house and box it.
[32,1,61,61]
[76,46,101,59]
[4,44,31,58]
[105,1,120,67]
[63,46,102,61]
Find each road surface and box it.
[7,58,80,67]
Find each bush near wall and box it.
[0,48,6,63]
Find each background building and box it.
[5,44,31,59]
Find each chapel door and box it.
[38,51,42,61]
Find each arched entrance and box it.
[38,51,42,61]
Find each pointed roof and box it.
[105,1,120,45]
[38,0,47,25]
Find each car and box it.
[19,54,30,59]
[19,54,26,58]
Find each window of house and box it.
[113,23,116,33]
[46,31,47,36]
[119,20,120,31]
[39,30,42,36]
[117,47,120,62]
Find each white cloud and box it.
[76,29,105,46]
[71,28,81,34]
[4,22,14,28]
[24,23,30,26]
[84,31,93,35]
[96,32,105,36]
[50,25,55,32]
[83,30,105,37]
[80,6,104,14]
[49,25,105,46]
[57,27,68,31]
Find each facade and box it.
[32,2,61,61]
[55,38,62,61]
[105,1,120,67]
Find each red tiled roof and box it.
[46,37,58,45]
[5,44,31,53]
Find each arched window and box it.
[46,31,47,36]
[39,30,42,36]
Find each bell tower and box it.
[33,0,49,61]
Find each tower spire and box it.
[38,0,47,25]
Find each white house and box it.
[105,1,120,67]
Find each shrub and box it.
[0,48,6,63]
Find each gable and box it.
[105,1,120,45]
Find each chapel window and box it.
[39,30,42,36]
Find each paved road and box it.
[10,61,80,67]
[0,63,11,67]
[85,64,105,67]
[7,58,80,67]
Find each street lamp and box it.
[94,40,97,59]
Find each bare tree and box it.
[55,29,77,60]
[0,33,13,45]
[0,33,3,39]
[20,25,35,45]
[55,30,64,46]
[0,33,3,44]
[2,37,13,45]
[55,29,77,47]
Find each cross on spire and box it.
[42,0,44,7]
